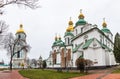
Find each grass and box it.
[112,68,120,73]
[19,69,85,79]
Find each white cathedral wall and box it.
[109,51,116,66]
[72,52,77,67]
[84,48,107,66]
[56,53,61,64]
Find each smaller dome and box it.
[75,19,86,26]
[69,20,73,25]
[66,17,74,32]
[52,38,65,47]
[64,31,74,37]
[75,10,86,26]
[16,24,25,33]
[78,13,84,19]
[101,28,110,33]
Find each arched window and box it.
[17,51,20,58]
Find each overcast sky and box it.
[0,0,120,64]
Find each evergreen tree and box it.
[113,32,120,63]
[42,60,47,69]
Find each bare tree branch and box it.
[0,20,9,34]
[0,0,40,9]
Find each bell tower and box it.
[13,24,27,68]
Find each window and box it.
[68,38,70,45]
[17,51,20,58]
[65,38,67,44]
[81,28,83,33]
[106,39,107,46]
[100,35,102,43]
[18,35,21,39]
[76,29,78,36]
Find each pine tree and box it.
[113,32,120,63]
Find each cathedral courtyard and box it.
[0,66,120,79]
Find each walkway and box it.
[70,66,120,79]
[0,70,28,79]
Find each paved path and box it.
[70,66,120,79]
[70,73,120,79]
[0,70,29,79]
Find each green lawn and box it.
[112,68,120,73]
[19,69,85,79]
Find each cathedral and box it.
[46,10,116,68]
[12,24,28,68]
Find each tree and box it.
[76,58,85,73]
[76,58,93,73]
[0,0,40,10]
[84,59,93,73]
[113,32,120,63]
[42,60,47,69]
[31,59,37,68]
[38,55,43,68]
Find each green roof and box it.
[75,19,86,26]
[64,31,74,37]
[101,27,111,33]
[73,42,83,53]
[82,38,112,51]
[96,39,112,52]
[52,39,65,47]
[82,38,94,49]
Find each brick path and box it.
[70,74,104,79]
[0,70,29,79]
[70,66,120,79]
[70,73,120,79]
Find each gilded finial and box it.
[58,35,61,40]
[80,9,82,14]
[55,33,57,41]
[69,17,73,25]
[20,24,23,28]
[70,17,71,21]
[102,18,107,27]
[78,9,84,19]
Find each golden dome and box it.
[78,9,85,19]
[102,18,107,27]
[66,17,74,32]
[16,24,25,33]
[66,25,74,32]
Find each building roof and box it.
[75,19,86,26]
[81,38,112,52]
[52,38,65,47]
[73,42,83,53]
[82,38,94,49]
[64,31,74,37]
[101,27,111,33]
[71,27,113,45]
